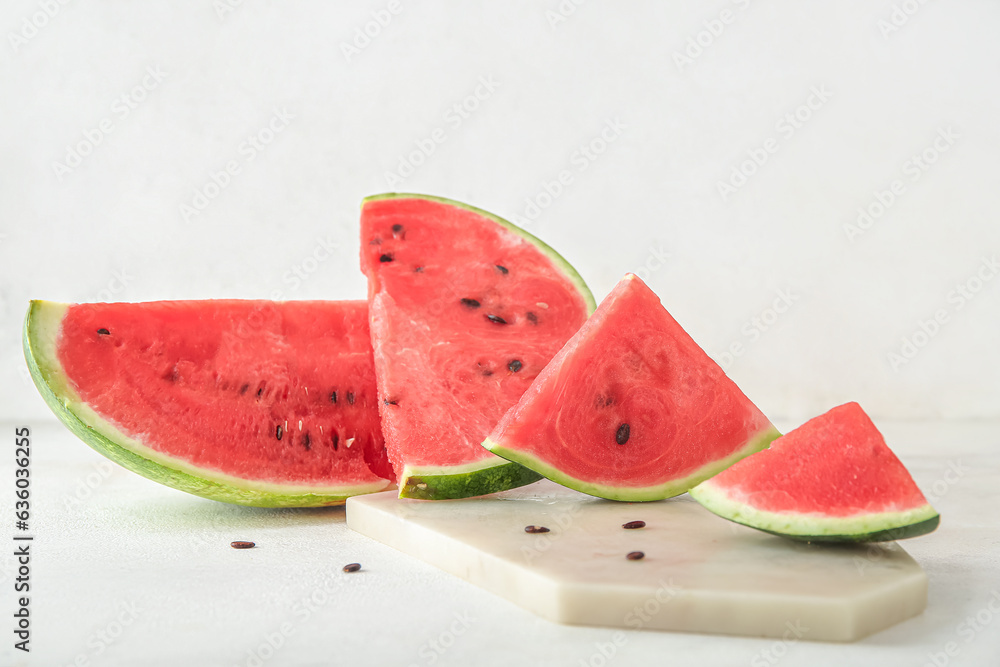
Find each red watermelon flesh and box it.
[24,299,394,507]
[484,273,780,501]
[360,193,595,499]
[690,402,940,541]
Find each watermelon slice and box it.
[483,273,780,501]
[360,193,595,499]
[24,299,395,507]
[689,402,940,542]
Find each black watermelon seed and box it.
[507,359,523,373]
[231,541,255,549]
[256,387,264,399]
[343,563,362,573]
[526,312,538,324]
[379,253,394,263]
[392,223,403,233]
[616,423,630,445]
[482,369,494,377]
[97,328,110,335]
[524,525,550,534]
[239,383,250,395]
[302,433,311,451]
[623,520,646,530]
[495,264,509,274]
[329,391,338,404]
[486,314,507,325]
[461,298,480,309]
[414,266,424,272]
[346,392,355,405]
[384,398,399,406]
[276,424,283,441]
[627,551,645,561]
[332,433,339,451]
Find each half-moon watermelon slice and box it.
[24,300,395,507]
[483,273,780,501]
[689,402,940,542]
[360,193,595,499]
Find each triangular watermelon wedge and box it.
[24,299,395,507]
[360,193,595,499]
[689,402,940,542]
[483,273,780,501]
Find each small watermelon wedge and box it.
[360,193,595,499]
[483,273,780,501]
[689,402,940,542]
[24,300,395,507]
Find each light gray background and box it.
[2,1,999,422]
[1,4,999,667]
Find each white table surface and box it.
[1,418,997,667]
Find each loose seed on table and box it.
[343,563,362,573]
[626,551,645,561]
[231,541,255,549]
[524,525,550,534]
[622,520,645,530]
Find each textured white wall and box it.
[1,0,998,422]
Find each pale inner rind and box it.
[483,426,781,502]
[689,478,939,537]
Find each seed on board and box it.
[524,525,550,534]
[507,359,523,373]
[379,253,394,263]
[276,424,283,441]
[622,520,646,530]
[346,391,355,405]
[627,551,645,561]
[97,328,110,335]
[342,563,362,573]
[486,314,507,325]
[616,423,631,445]
[495,264,509,274]
[329,390,338,404]
[231,541,255,549]
[525,312,538,324]
[461,298,481,309]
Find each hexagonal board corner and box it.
[346,480,927,641]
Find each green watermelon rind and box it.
[23,300,395,508]
[363,193,597,499]
[398,460,543,500]
[362,193,598,314]
[483,426,782,502]
[689,478,941,542]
